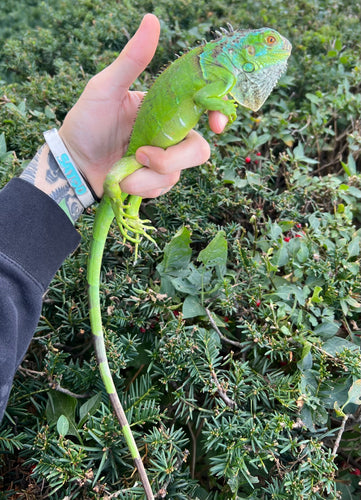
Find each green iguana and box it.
[87,23,291,499]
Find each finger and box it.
[208,110,229,134]
[137,184,174,199]
[135,130,211,175]
[120,167,180,198]
[93,14,160,92]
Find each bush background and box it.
[0,0,360,498]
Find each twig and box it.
[187,419,204,478]
[332,413,350,457]
[104,483,141,498]
[210,370,236,409]
[205,308,242,348]
[18,366,46,378]
[51,382,91,399]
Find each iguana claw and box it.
[110,194,157,259]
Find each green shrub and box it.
[0,0,360,498]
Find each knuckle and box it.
[197,137,211,163]
[167,171,181,184]
[188,130,210,164]
[153,154,170,175]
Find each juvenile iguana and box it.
[87,23,291,498]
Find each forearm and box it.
[20,143,84,223]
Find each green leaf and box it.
[345,296,361,309]
[171,276,198,295]
[306,93,321,104]
[341,153,356,176]
[57,415,70,437]
[323,337,359,357]
[336,482,357,500]
[159,226,192,274]
[348,236,360,259]
[182,295,206,319]
[6,101,27,117]
[313,321,339,339]
[335,38,343,51]
[246,171,262,186]
[222,166,248,188]
[300,406,316,432]
[273,284,306,306]
[197,231,227,269]
[44,105,56,119]
[310,286,323,303]
[345,379,361,406]
[322,381,352,409]
[79,392,102,427]
[334,400,346,418]
[327,49,338,58]
[348,186,361,198]
[298,342,313,370]
[292,143,318,164]
[0,133,7,154]
[46,390,78,437]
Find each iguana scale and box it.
[87,24,291,498]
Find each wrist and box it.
[44,128,98,206]
[58,125,105,200]
[20,144,84,223]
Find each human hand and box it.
[59,14,228,199]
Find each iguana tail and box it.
[87,195,154,499]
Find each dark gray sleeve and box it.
[0,178,81,420]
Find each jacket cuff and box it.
[0,178,81,289]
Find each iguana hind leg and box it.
[104,157,156,257]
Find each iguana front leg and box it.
[194,67,238,123]
[104,156,156,258]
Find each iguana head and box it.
[230,28,292,111]
[203,27,292,111]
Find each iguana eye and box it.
[266,35,277,45]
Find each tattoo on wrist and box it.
[20,145,84,223]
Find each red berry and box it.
[296,223,302,228]
[256,299,261,307]
[140,327,146,333]
[284,236,291,242]
[245,156,252,164]
[256,152,261,156]
[351,468,361,476]
[295,234,302,238]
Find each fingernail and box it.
[136,151,150,167]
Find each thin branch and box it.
[210,370,236,409]
[102,483,141,498]
[50,382,91,399]
[18,366,46,378]
[187,419,204,479]
[332,413,350,457]
[205,308,242,348]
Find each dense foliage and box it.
[1,0,360,498]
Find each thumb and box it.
[95,14,160,92]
